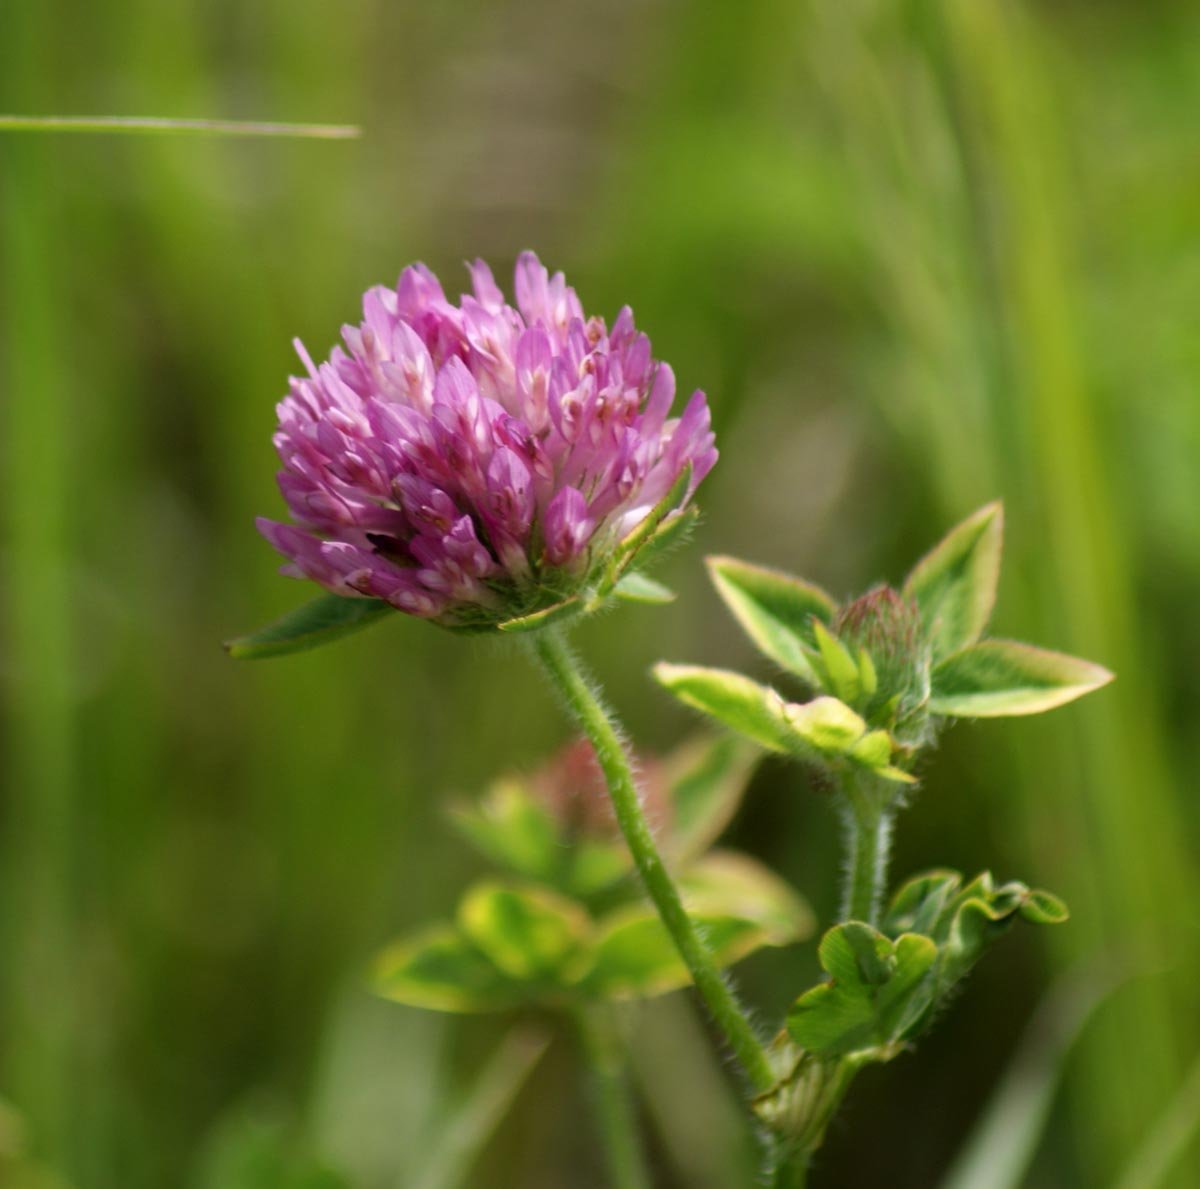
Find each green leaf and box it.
[811,620,863,703]
[706,555,836,683]
[624,505,700,575]
[565,840,633,898]
[497,597,583,634]
[903,502,1004,661]
[371,925,526,1013]
[882,870,1069,1031]
[653,664,797,753]
[225,594,393,659]
[457,881,593,984]
[784,695,867,755]
[585,854,810,1001]
[929,639,1113,718]
[449,780,562,883]
[608,464,693,580]
[612,571,676,604]
[665,735,760,864]
[787,923,938,1057]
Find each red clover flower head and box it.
[258,253,717,629]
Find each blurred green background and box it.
[2,0,1198,1185]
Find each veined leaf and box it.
[706,555,835,683]
[903,502,1004,661]
[929,639,1113,718]
[225,594,393,659]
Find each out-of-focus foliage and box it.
[1,0,1198,1186]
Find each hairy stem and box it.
[769,1143,809,1189]
[576,1006,652,1189]
[530,628,775,1093]
[838,774,894,926]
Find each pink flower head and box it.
[258,253,717,629]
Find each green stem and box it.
[576,1007,653,1189]
[412,1026,550,1189]
[838,774,894,926]
[530,628,775,1094]
[770,1145,809,1189]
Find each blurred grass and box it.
[1,0,1198,1186]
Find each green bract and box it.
[657,502,1112,769]
[371,736,813,1013]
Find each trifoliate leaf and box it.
[225,594,393,659]
[903,502,1004,662]
[929,639,1113,718]
[706,555,836,684]
[786,923,937,1057]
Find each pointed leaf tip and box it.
[653,664,796,753]
[930,639,1113,718]
[225,594,394,659]
[706,555,835,683]
[612,571,676,605]
[904,502,1004,661]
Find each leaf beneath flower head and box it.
[496,597,583,634]
[928,639,1113,718]
[903,502,1004,662]
[224,594,394,659]
[706,555,836,685]
[612,572,677,604]
[607,464,693,582]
